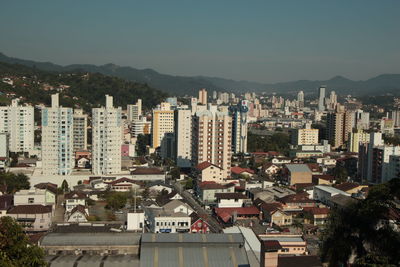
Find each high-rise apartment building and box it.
[390,110,400,127]
[318,86,326,111]
[151,103,174,148]
[297,91,304,108]
[92,95,122,175]
[192,108,232,179]
[174,109,192,167]
[327,111,344,149]
[230,100,249,154]
[73,109,87,152]
[198,88,208,105]
[348,129,370,153]
[127,99,142,122]
[0,99,34,153]
[355,110,370,130]
[291,126,319,146]
[41,94,74,175]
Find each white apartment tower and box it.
[174,109,192,167]
[297,91,304,108]
[192,108,232,178]
[92,95,122,175]
[127,99,142,122]
[318,86,326,111]
[73,109,88,151]
[41,94,74,175]
[0,99,34,153]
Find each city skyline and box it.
[1,1,399,83]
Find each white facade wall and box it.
[175,109,192,167]
[92,95,122,175]
[127,212,144,231]
[0,99,34,153]
[41,94,74,175]
[73,109,87,151]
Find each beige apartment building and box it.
[192,108,232,179]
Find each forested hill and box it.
[0,61,167,111]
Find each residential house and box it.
[231,166,255,178]
[67,205,89,222]
[303,207,330,225]
[90,178,109,191]
[258,202,292,226]
[262,163,280,177]
[190,213,210,233]
[195,161,225,183]
[108,177,143,192]
[7,205,52,231]
[64,191,87,213]
[260,234,308,256]
[162,200,194,215]
[282,164,312,185]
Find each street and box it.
[173,182,223,233]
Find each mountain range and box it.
[1,52,400,96]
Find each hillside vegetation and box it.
[0,61,168,112]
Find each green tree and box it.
[61,179,69,193]
[136,134,149,156]
[185,177,194,190]
[105,192,127,210]
[0,172,30,194]
[141,187,150,200]
[169,167,181,180]
[333,166,348,183]
[320,178,400,266]
[0,216,47,267]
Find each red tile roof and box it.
[198,181,236,190]
[131,167,164,175]
[259,202,283,214]
[215,206,260,222]
[231,166,255,175]
[278,192,314,204]
[303,207,330,215]
[195,161,222,171]
[8,205,52,214]
[334,182,362,192]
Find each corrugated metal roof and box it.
[41,232,141,246]
[140,233,249,267]
[46,255,140,267]
[286,164,311,173]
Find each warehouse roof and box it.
[140,233,249,267]
[40,232,141,247]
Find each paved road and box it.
[53,195,65,223]
[173,182,223,233]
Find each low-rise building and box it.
[259,234,307,255]
[14,188,56,208]
[195,161,225,183]
[7,204,52,231]
[215,192,249,208]
[0,194,13,217]
[190,213,210,233]
[108,177,143,192]
[231,166,255,178]
[313,185,350,206]
[282,164,312,185]
[277,192,316,210]
[197,181,236,205]
[214,206,260,224]
[130,167,165,182]
[258,202,292,226]
[144,207,191,233]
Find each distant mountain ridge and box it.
[1,52,400,96]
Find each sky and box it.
[0,1,399,83]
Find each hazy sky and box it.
[1,1,399,83]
